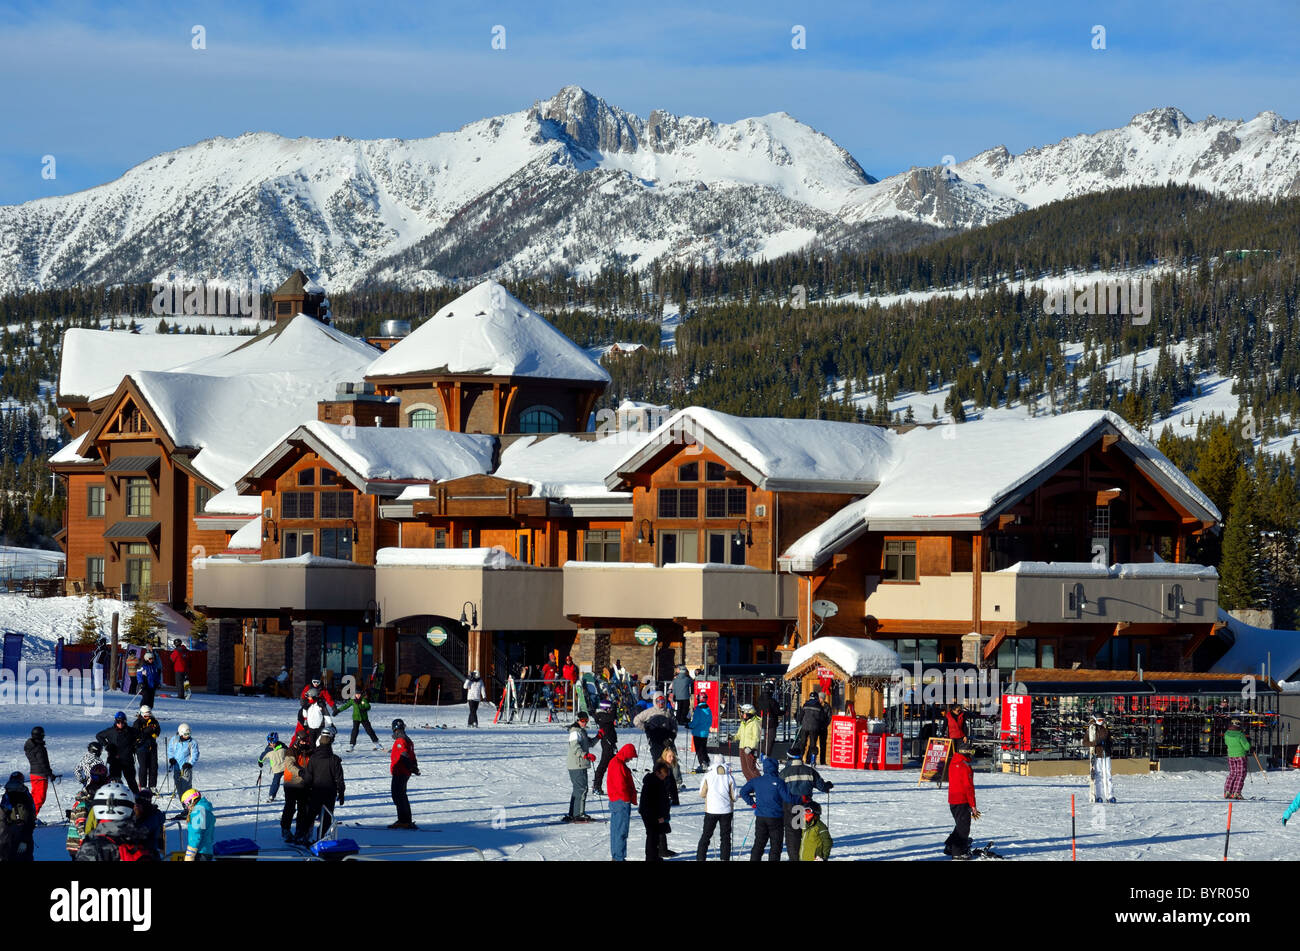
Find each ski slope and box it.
[1,692,1291,861]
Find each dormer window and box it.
[677,462,699,482]
[409,407,438,429]
[520,407,561,433]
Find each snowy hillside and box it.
[3,90,1298,292]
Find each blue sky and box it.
[2,0,1297,205]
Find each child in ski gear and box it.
[23,726,54,820]
[167,722,198,802]
[780,752,833,861]
[1088,714,1115,803]
[606,744,638,861]
[75,783,157,862]
[639,762,673,862]
[690,696,712,771]
[798,800,832,861]
[181,788,214,860]
[1,772,37,861]
[300,677,337,713]
[95,711,140,794]
[464,671,486,727]
[944,746,980,858]
[656,746,682,807]
[696,762,737,861]
[563,711,599,822]
[280,732,313,841]
[259,732,288,800]
[592,699,618,794]
[75,742,103,787]
[1224,719,1250,800]
[337,693,379,750]
[66,763,109,859]
[389,718,419,829]
[736,704,761,780]
[301,727,345,842]
[133,705,161,792]
[739,755,796,862]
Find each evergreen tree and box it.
[75,594,101,646]
[124,598,164,646]
[1219,470,1263,611]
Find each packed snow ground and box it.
[1,692,1293,862]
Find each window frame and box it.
[882,538,918,583]
[678,462,699,483]
[126,478,152,518]
[87,485,105,518]
[194,484,213,516]
[519,406,562,434]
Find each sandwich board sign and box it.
[919,737,952,785]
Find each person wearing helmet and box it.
[23,726,56,823]
[258,732,288,801]
[280,732,314,843]
[300,726,345,842]
[181,788,215,861]
[798,800,832,862]
[388,718,419,829]
[66,762,110,859]
[166,722,199,806]
[1,772,37,861]
[299,677,336,713]
[689,694,713,772]
[464,671,486,727]
[94,712,140,794]
[736,704,761,780]
[75,742,104,786]
[74,782,157,861]
[1088,714,1116,804]
[591,699,618,796]
[137,650,161,708]
[944,745,981,859]
[133,704,162,793]
[1224,717,1251,801]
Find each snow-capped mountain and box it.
[1,90,1298,293]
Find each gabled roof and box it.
[495,432,653,499]
[365,281,611,384]
[605,406,897,493]
[236,421,497,497]
[272,269,311,296]
[779,411,1222,572]
[57,329,233,401]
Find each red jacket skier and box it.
[944,703,967,742]
[944,746,981,858]
[606,744,639,805]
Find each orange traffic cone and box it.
[244,664,252,688]
[1291,744,1300,769]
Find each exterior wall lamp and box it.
[636,518,654,546]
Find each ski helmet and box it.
[306,687,320,700]
[7,771,25,788]
[391,718,406,734]
[138,704,151,716]
[311,678,322,688]
[181,788,201,808]
[91,782,135,821]
[266,731,279,743]
[143,651,154,661]
[30,726,44,741]
[88,741,102,754]
[177,723,191,738]
[113,711,127,723]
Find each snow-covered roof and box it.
[496,432,651,499]
[606,406,898,492]
[1210,610,1300,681]
[119,316,379,488]
[376,546,527,569]
[787,636,901,679]
[58,329,233,401]
[203,484,263,516]
[237,421,497,495]
[226,516,262,551]
[998,561,1219,579]
[49,432,92,465]
[366,281,610,384]
[780,411,1222,571]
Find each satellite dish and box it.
[811,600,839,619]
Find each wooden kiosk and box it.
[784,636,901,716]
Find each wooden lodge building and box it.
[53,277,1229,701]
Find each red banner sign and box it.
[1000,694,1032,751]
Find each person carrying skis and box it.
[23,726,55,823]
[792,691,829,765]
[137,650,161,708]
[133,704,161,792]
[95,711,140,794]
[738,755,796,862]
[606,744,638,861]
[180,788,215,861]
[74,783,158,862]
[638,760,674,862]
[944,745,980,859]
[1224,718,1251,801]
[736,704,761,780]
[696,762,737,861]
[798,800,832,861]
[1088,713,1116,803]
[0,772,37,861]
[464,671,486,727]
[337,692,380,751]
[258,732,288,801]
[280,731,314,842]
[563,711,599,822]
[592,699,618,795]
[301,726,345,842]
[780,752,833,861]
[689,695,713,772]
[166,722,198,804]
[671,665,694,727]
[74,742,103,786]
[169,640,191,699]
[65,762,109,859]
[388,718,419,830]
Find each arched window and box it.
[519,406,562,433]
[408,406,439,429]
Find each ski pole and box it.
[740,809,756,849]
[254,768,263,841]
[1071,794,1076,861]
[1251,750,1268,783]
[1224,801,1233,861]
[48,774,65,818]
